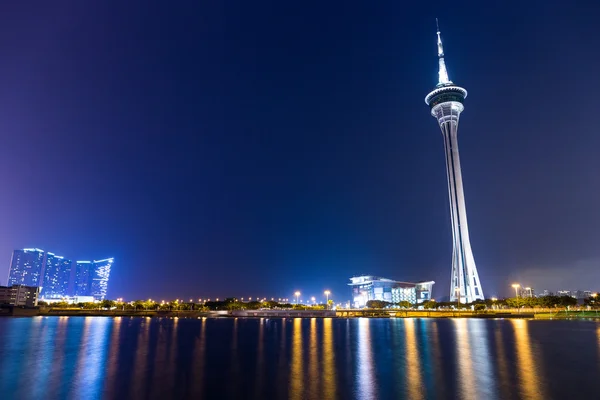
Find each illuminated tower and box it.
[425,21,484,303]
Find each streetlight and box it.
[311,296,316,305]
[512,284,520,298]
[324,290,331,309]
[294,291,301,304]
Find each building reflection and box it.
[429,321,445,392]
[289,318,304,400]
[404,318,424,400]
[511,319,544,399]
[322,318,337,400]
[103,317,122,395]
[453,318,476,400]
[74,317,111,399]
[357,318,377,399]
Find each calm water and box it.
[0,317,598,399]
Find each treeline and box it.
[366,295,594,310]
[38,298,330,311]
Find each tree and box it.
[101,300,116,309]
[422,300,437,309]
[366,300,390,309]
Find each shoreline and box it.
[2,307,599,319]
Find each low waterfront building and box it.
[0,285,39,307]
[349,275,435,308]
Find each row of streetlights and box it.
[293,290,332,308]
[511,283,533,298]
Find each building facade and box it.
[425,22,484,303]
[90,258,113,301]
[74,259,113,300]
[41,253,72,298]
[0,285,39,307]
[7,249,46,287]
[349,276,435,308]
[7,248,113,300]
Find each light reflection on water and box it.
[0,317,598,399]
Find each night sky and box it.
[0,1,599,301]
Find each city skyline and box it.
[0,3,598,299]
[6,248,113,300]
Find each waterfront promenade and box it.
[3,306,598,319]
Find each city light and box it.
[512,284,521,298]
[294,291,300,304]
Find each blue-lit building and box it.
[73,261,94,297]
[7,249,46,287]
[74,258,113,300]
[349,275,435,308]
[7,248,113,300]
[41,253,72,298]
[91,258,113,301]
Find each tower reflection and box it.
[511,319,544,399]
[289,318,304,400]
[357,318,377,399]
[404,318,424,400]
[453,318,476,400]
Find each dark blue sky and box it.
[0,1,599,301]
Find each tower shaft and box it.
[432,103,483,303]
[425,22,484,303]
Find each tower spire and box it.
[436,19,452,86]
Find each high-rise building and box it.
[91,258,113,301]
[425,21,484,303]
[41,253,72,298]
[74,258,113,300]
[73,261,94,297]
[7,248,46,287]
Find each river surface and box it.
[0,317,598,399]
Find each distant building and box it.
[7,248,113,300]
[349,275,435,308]
[41,253,72,298]
[91,258,113,301]
[0,285,39,307]
[539,290,552,297]
[557,290,572,297]
[74,259,113,300]
[43,295,95,304]
[7,249,46,287]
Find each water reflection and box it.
[322,318,336,400]
[308,318,319,398]
[190,318,207,397]
[453,318,476,400]
[0,317,597,399]
[289,318,304,400]
[511,319,544,399]
[357,318,377,399]
[494,322,511,399]
[404,318,424,400]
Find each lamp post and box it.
[294,291,300,304]
[512,284,520,311]
[324,290,331,309]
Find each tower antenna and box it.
[436,18,439,33]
